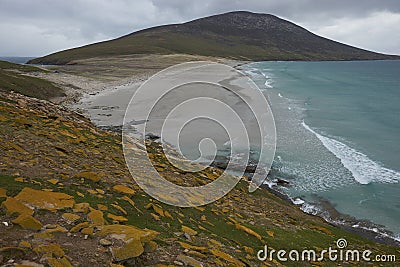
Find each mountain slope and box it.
[0,60,64,100]
[29,11,399,64]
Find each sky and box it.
[1,0,399,57]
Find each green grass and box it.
[0,60,64,100]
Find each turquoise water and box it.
[245,60,400,239]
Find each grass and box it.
[0,60,64,100]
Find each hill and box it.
[29,11,399,65]
[0,91,398,266]
[0,55,399,266]
[0,60,64,100]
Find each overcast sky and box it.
[1,0,399,57]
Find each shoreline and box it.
[38,57,400,248]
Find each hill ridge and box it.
[29,11,399,64]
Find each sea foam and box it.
[301,121,400,185]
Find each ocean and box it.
[0,57,35,64]
[74,59,400,242]
[244,60,400,240]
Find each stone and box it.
[15,188,75,211]
[112,239,144,261]
[110,204,127,215]
[72,202,90,213]
[107,213,128,222]
[69,222,90,233]
[150,213,160,221]
[81,227,94,235]
[176,254,204,267]
[33,244,64,258]
[12,214,43,230]
[97,204,108,211]
[96,189,105,194]
[178,241,207,252]
[235,223,262,241]
[121,196,135,207]
[43,224,67,234]
[62,213,80,223]
[210,249,245,267]
[88,210,104,226]
[182,225,198,236]
[112,185,135,195]
[0,187,6,197]
[164,210,173,220]
[1,197,33,215]
[96,224,158,243]
[16,260,44,267]
[99,238,112,246]
[73,171,101,182]
[144,241,157,252]
[47,179,59,185]
[18,241,32,248]
[47,257,73,267]
[266,230,274,237]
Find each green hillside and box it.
[29,11,399,65]
[0,60,64,100]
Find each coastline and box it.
[36,57,400,248]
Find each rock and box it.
[43,224,67,234]
[210,249,245,267]
[164,210,173,220]
[18,241,32,248]
[0,187,6,197]
[276,178,290,186]
[95,188,105,194]
[97,204,108,211]
[266,230,274,237]
[234,223,262,241]
[73,171,101,182]
[107,213,128,222]
[88,210,105,226]
[121,196,135,207]
[15,188,75,211]
[69,222,90,233]
[62,213,80,223]
[12,214,43,230]
[99,238,112,246]
[178,241,208,252]
[150,213,160,221]
[17,260,44,267]
[47,257,73,267]
[145,133,160,141]
[182,225,198,236]
[96,224,158,243]
[110,204,127,215]
[81,227,94,235]
[72,202,90,213]
[33,244,65,258]
[33,232,54,239]
[112,239,144,261]
[177,254,204,267]
[112,185,135,195]
[1,197,34,215]
[143,241,157,252]
[47,179,59,185]
[96,224,158,260]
